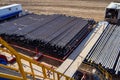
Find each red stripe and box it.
[11,44,64,62]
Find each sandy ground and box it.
[0,0,120,21]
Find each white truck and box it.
[0,4,22,20]
[105,2,120,23]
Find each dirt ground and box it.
[0,0,120,21]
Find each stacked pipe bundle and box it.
[85,24,120,75]
[0,14,95,59]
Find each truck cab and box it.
[105,2,120,23]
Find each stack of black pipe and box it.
[0,13,95,59]
[85,24,120,76]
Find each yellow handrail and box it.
[0,37,74,80]
[98,64,112,80]
[83,61,112,80]
[0,73,23,80]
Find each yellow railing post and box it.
[109,74,112,80]
[42,65,47,79]
[29,62,35,80]
[15,56,27,80]
[65,76,69,80]
[53,72,55,80]
[57,74,60,80]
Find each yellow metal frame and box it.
[84,61,112,80]
[0,37,74,80]
[98,64,112,80]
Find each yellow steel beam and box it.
[0,73,23,80]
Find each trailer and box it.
[105,2,120,23]
[0,4,22,20]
